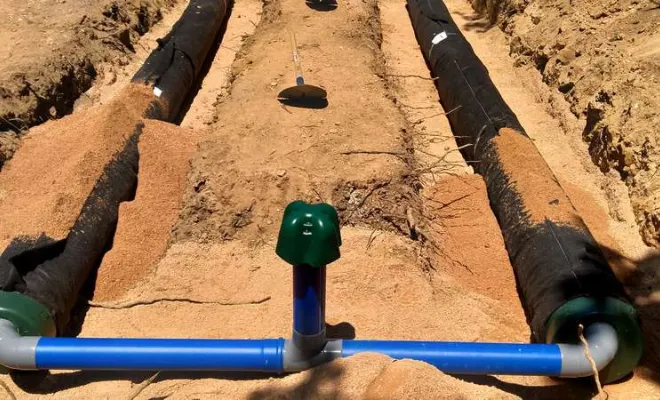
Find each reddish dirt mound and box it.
[494,128,584,227]
[94,120,201,301]
[423,174,522,311]
[0,84,154,251]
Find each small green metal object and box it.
[276,201,341,268]
[545,296,643,384]
[0,291,56,337]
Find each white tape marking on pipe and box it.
[153,87,163,97]
[432,31,448,45]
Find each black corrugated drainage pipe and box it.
[0,0,230,337]
[132,0,230,121]
[406,0,642,383]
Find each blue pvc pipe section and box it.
[35,338,285,371]
[32,336,567,376]
[293,265,325,336]
[342,340,563,376]
[34,337,563,375]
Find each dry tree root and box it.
[88,296,272,310]
[340,150,407,158]
[0,379,16,400]
[126,372,160,400]
[397,102,436,110]
[385,73,439,81]
[411,105,462,125]
[344,179,392,223]
[366,229,383,250]
[578,324,607,400]
[406,206,418,239]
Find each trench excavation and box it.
[0,0,230,333]
[406,0,643,383]
[0,0,653,397]
[0,0,183,171]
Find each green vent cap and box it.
[276,201,341,268]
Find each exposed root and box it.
[578,324,607,400]
[385,73,439,81]
[340,150,407,159]
[416,225,474,274]
[406,206,418,239]
[88,296,271,309]
[397,102,436,110]
[0,380,16,400]
[345,180,392,222]
[126,372,160,400]
[412,105,462,125]
[366,229,383,250]
[333,178,418,236]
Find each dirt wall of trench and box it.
[470,0,660,247]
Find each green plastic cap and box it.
[0,291,56,337]
[276,201,342,268]
[545,296,643,384]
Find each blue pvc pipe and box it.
[34,337,563,375]
[35,338,285,371]
[293,265,325,336]
[342,340,562,375]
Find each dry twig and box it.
[340,150,406,157]
[386,73,439,81]
[0,379,16,400]
[412,105,462,125]
[126,372,160,400]
[89,296,271,310]
[578,324,607,400]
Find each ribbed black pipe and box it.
[0,127,140,332]
[133,0,230,121]
[405,0,631,341]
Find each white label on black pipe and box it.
[432,31,448,45]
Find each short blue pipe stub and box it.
[342,340,562,376]
[35,338,285,371]
[296,76,305,86]
[293,265,326,337]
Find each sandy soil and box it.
[0,0,659,399]
[93,120,202,301]
[0,84,155,250]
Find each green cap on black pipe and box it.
[545,296,643,383]
[276,201,341,268]
[0,291,56,337]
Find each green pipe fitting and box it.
[545,296,643,383]
[276,201,342,268]
[0,290,55,374]
[0,291,55,337]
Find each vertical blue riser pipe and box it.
[342,340,563,376]
[293,265,325,337]
[35,338,285,371]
